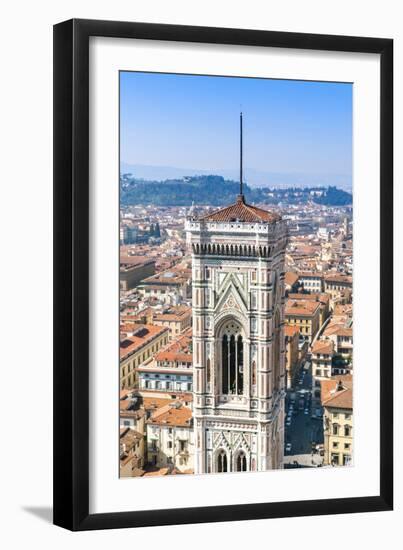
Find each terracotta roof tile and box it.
[321,375,353,409]
[200,195,281,223]
[312,339,334,355]
[284,325,300,337]
[288,293,329,304]
[285,299,320,317]
[120,324,168,360]
[285,272,299,286]
[154,332,193,363]
[324,273,352,284]
[149,402,192,427]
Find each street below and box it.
[284,360,324,468]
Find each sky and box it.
[120,71,352,188]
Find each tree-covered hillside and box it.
[120,174,352,207]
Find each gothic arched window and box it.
[222,335,228,393]
[221,322,244,395]
[237,335,244,394]
[236,451,247,472]
[217,450,228,473]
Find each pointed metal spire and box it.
[240,111,243,198]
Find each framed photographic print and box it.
[53,19,393,530]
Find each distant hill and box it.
[121,162,352,191]
[120,174,352,208]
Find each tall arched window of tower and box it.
[219,321,244,396]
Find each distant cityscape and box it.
[119,183,353,477]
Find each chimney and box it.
[336,380,344,392]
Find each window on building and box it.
[251,360,257,388]
[331,453,340,466]
[217,450,228,473]
[343,454,351,466]
[344,443,350,450]
[167,441,173,449]
[251,292,257,308]
[221,327,244,395]
[332,441,339,448]
[236,451,247,472]
[205,267,210,280]
[333,424,339,435]
[344,425,351,437]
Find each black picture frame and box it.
[53,18,393,531]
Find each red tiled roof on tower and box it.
[200,194,281,224]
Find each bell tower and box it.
[185,115,288,474]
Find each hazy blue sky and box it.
[120,71,352,186]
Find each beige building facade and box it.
[285,299,320,343]
[146,401,194,472]
[321,376,353,466]
[284,325,300,388]
[120,324,169,389]
[152,305,192,340]
[120,257,156,291]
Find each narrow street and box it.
[284,360,324,468]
